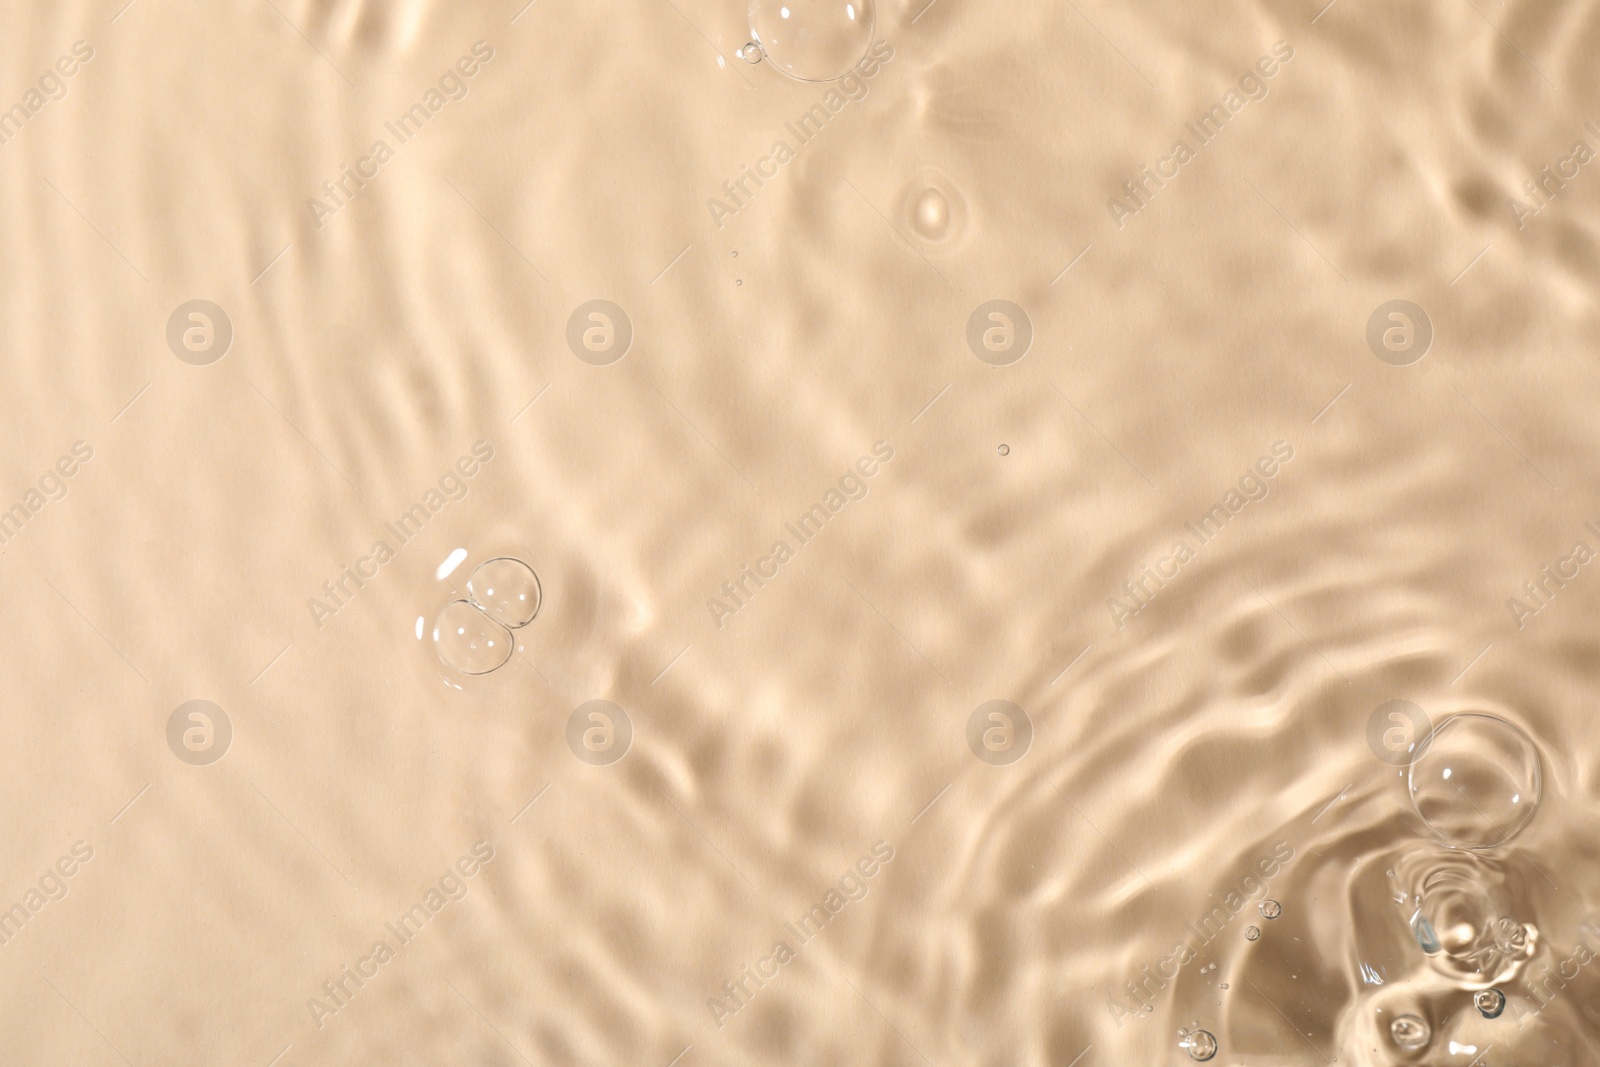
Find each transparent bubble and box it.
[1411,912,1442,953]
[467,557,542,629]
[1245,926,1260,941]
[1399,849,1536,983]
[1179,1028,1218,1061]
[1260,899,1282,919]
[1390,1014,1430,1051]
[1409,713,1542,849]
[1476,988,1506,1018]
[737,40,764,63]
[748,0,875,82]
[997,444,1010,456]
[433,599,514,675]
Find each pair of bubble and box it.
[1242,897,1283,941]
[1387,991,1505,1053]
[1178,1026,1217,1061]
[433,558,541,676]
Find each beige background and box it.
[1,0,1598,1063]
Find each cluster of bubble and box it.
[431,557,541,676]
[1177,1025,1217,1062]
[1378,712,1545,1056]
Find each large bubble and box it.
[1408,713,1542,850]
[467,557,542,629]
[432,599,514,676]
[747,0,875,82]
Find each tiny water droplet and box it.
[997,444,1010,456]
[1260,899,1282,919]
[1475,988,1506,1018]
[738,41,764,63]
[1389,1014,1430,1051]
[1181,1028,1218,1061]
[1245,926,1260,941]
[736,279,743,286]
[1219,982,1229,989]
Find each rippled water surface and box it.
[4,0,1600,1064]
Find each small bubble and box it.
[997,444,1010,456]
[1245,926,1261,941]
[737,41,764,63]
[736,279,743,286]
[1181,1029,1218,1061]
[1389,1014,1430,1051]
[1475,988,1506,1018]
[1219,983,1229,989]
[1260,899,1282,919]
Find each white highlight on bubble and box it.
[436,547,468,580]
